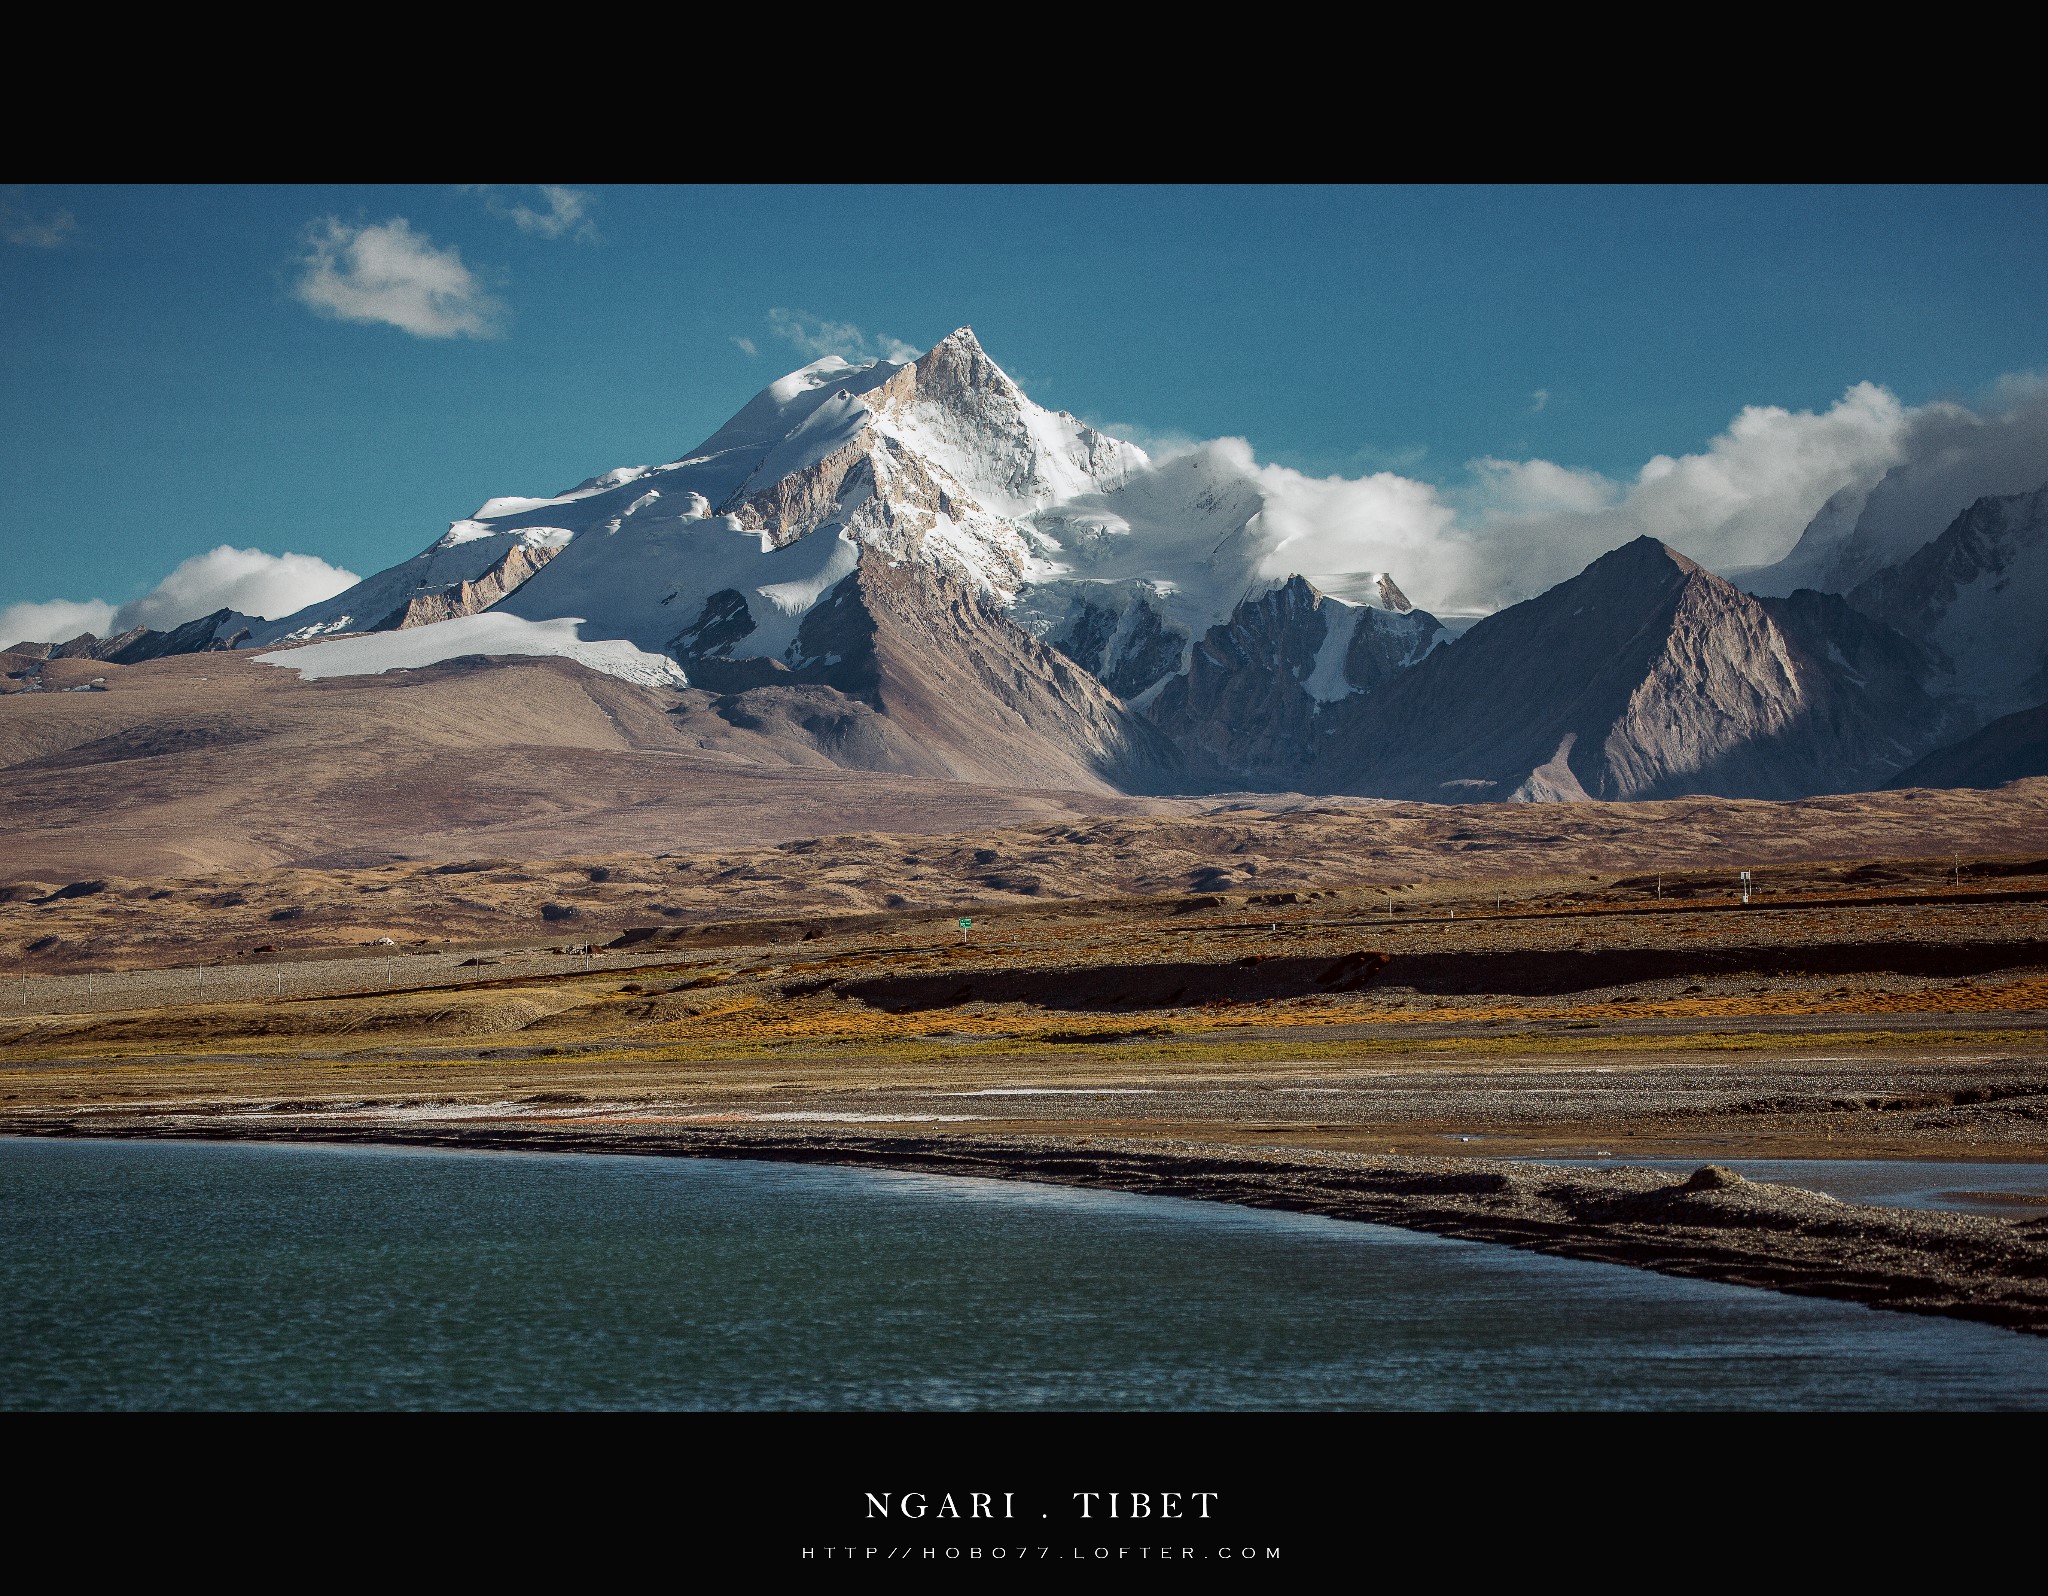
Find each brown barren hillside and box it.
[0,649,1192,881]
[7,649,2046,894]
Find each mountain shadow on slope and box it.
[1888,702,2048,790]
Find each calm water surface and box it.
[4,1136,2045,1411]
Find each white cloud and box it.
[1161,381,1982,617]
[1529,388,1550,413]
[1424,381,1917,611]
[1089,419,1204,462]
[1250,452,1460,596]
[3,547,359,651]
[1,598,116,649]
[766,308,918,364]
[114,546,359,630]
[474,184,595,241]
[732,335,758,357]
[293,217,503,339]
[3,206,74,248]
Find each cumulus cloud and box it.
[766,308,918,364]
[293,217,503,339]
[1250,452,1460,597]
[1,598,116,649]
[3,548,359,650]
[114,546,358,630]
[473,184,596,241]
[1415,382,1918,611]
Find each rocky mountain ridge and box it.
[10,330,2041,801]
[1143,575,1444,787]
[1846,481,2048,722]
[1308,539,1955,801]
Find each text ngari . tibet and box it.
[866,1492,1219,1520]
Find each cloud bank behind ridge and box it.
[1175,378,2045,615]
[3,548,358,652]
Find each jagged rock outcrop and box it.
[48,632,130,661]
[667,588,784,692]
[1144,576,1442,786]
[371,541,559,631]
[1312,537,1948,801]
[1847,480,2048,722]
[23,609,253,666]
[1044,582,1191,700]
[244,525,571,647]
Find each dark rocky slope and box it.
[1890,701,2048,791]
[1848,480,2048,722]
[1144,576,1441,787]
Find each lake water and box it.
[4,1136,2045,1411]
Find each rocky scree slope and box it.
[1310,538,1951,801]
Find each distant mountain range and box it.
[10,328,2047,801]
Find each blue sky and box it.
[4,183,2046,633]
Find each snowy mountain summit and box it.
[250,327,1438,721]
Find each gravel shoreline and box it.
[11,1117,2046,1338]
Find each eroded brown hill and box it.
[0,649,1189,881]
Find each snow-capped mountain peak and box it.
[241,329,1424,715]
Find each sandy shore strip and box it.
[10,1118,2046,1338]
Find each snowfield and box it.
[253,612,689,689]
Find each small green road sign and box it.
[958,918,974,930]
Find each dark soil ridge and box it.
[10,1120,2045,1337]
[835,951,1389,1011]
[1381,940,2048,996]
[830,940,2048,1010]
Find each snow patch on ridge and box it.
[438,522,572,551]
[255,612,688,689]
[1302,599,1364,702]
[756,532,860,617]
